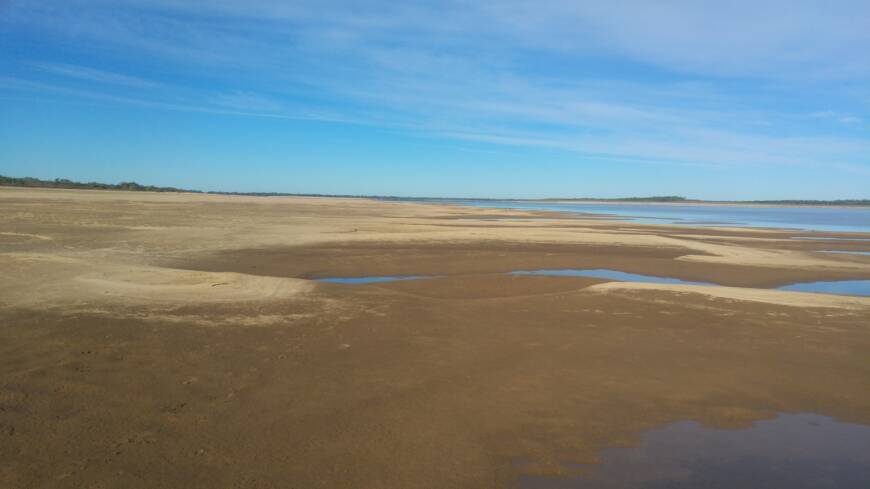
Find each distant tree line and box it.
[0,175,196,193]
[742,199,870,206]
[547,196,870,205]
[1,175,868,205]
[548,196,690,203]
[0,174,379,198]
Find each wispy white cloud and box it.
[38,0,868,80]
[11,0,870,79]
[809,110,864,125]
[0,76,360,125]
[31,62,159,88]
[211,90,283,112]
[2,0,869,175]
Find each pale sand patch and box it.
[672,241,870,271]
[0,232,53,241]
[76,268,313,303]
[0,252,84,265]
[587,282,870,310]
[60,309,317,327]
[0,253,312,307]
[3,187,870,311]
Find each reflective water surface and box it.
[318,270,870,296]
[520,413,870,488]
[427,200,870,233]
[510,269,715,286]
[777,280,870,296]
[792,237,870,241]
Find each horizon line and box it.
[2,174,869,206]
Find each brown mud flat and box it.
[1,187,870,489]
[170,240,870,288]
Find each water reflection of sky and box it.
[510,269,714,286]
[520,413,870,489]
[318,270,870,296]
[778,280,870,296]
[431,200,870,233]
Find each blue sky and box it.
[1,0,869,199]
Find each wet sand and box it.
[2,187,869,488]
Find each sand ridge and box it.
[0,253,312,308]
[587,281,870,310]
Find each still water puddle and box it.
[514,269,870,297]
[520,413,870,489]
[777,280,870,296]
[318,275,433,284]
[418,200,870,233]
[318,270,870,297]
[510,269,715,286]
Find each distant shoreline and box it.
[515,199,870,210]
[2,174,868,207]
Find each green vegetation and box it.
[0,175,373,198]
[744,199,870,206]
[550,196,690,203]
[0,175,195,193]
[1,175,868,205]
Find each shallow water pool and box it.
[510,269,715,286]
[777,279,870,296]
[520,413,870,488]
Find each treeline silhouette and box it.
[0,175,385,198]
[744,199,870,206]
[2,175,868,206]
[0,175,193,193]
[544,196,689,202]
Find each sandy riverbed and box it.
[1,187,869,488]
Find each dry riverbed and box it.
[1,187,869,488]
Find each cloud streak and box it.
[31,62,159,88]
[2,0,869,176]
